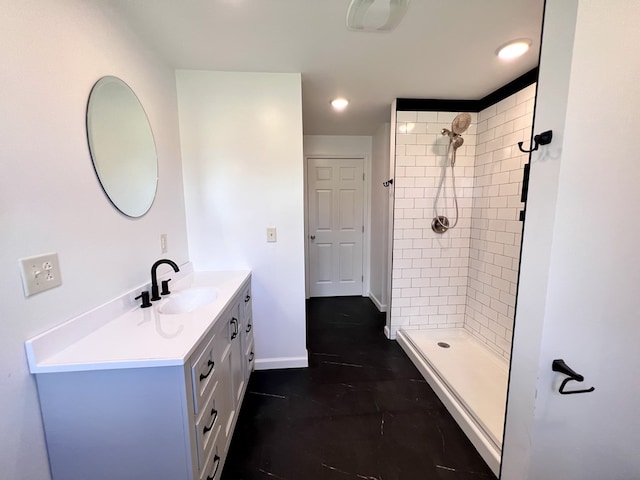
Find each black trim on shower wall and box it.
[477,68,539,110]
[396,68,539,112]
[395,98,481,113]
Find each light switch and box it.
[267,227,277,243]
[160,234,168,253]
[19,253,63,297]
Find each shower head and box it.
[442,113,471,152]
[441,128,465,150]
[451,113,472,135]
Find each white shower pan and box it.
[396,328,509,477]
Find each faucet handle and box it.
[135,291,152,308]
[161,279,172,296]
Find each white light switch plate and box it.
[267,227,277,242]
[19,253,62,297]
[160,234,168,253]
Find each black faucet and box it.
[150,259,180,301]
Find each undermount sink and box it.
[157,287,218,315]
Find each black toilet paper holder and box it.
[552,359,595,395]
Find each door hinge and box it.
[362,226,364,233]
[363,172,365,181]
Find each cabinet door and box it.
[216,340,235,450]
[229,302,244,406]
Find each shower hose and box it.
[433,141,459,232]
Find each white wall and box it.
[505,0,640,478]
[302,135,373,298]
[304,135,373,158]
[177,71,307,370]
[370,124,391,311]
[0,2,189,479]
[500,0,578,476]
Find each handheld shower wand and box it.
[432,113,472,233]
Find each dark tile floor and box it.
[222,297,496,480]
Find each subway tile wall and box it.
[391,111,478,337]
[465,84,535,358]
[390,84,536,359]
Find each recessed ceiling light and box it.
[331,98,349,111]
[496,39,532,60]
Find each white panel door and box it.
[308,158,364,296]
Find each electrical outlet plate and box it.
[19,253,62,297]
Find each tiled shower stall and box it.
[389,83,536,359]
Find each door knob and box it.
[310,235,316,240]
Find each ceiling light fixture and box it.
[331,98,349,111]
[496,39,532,60]
[346,0,410,32]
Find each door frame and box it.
[304,154,371,299]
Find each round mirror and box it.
[86,76,158,217]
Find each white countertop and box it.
[25,270,250,373]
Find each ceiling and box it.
[113,0,545,136]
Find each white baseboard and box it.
[384,325,395,340]
[369,293,387,312]
[254,354,309,370]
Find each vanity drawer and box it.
[242,284,252,322]
[244,338,255,380]
[191,334,217,415]
[199,417,224,480]
[195,385,222,471]
[242,311,253,345]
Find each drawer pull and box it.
[199,360,215,381]
[230,318,238,340]
[244,294,251,303]
[246,323,252,333]
[207,455,221,480]
[202,409,218,434]
[249,351,254,362]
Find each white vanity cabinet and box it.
[29,271,253,480]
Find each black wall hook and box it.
[518,130,553,153]
[552,359,595,395]
[383,179,393,187]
